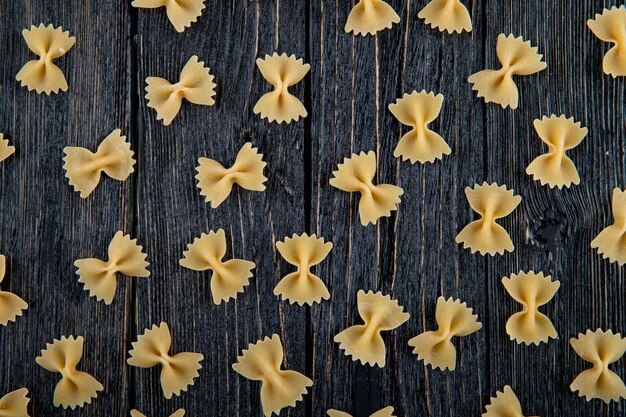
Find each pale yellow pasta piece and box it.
[502,271,560,345]
[274,233,333,305]
[131,409,185,417]
[334,290,409,367]
[468,34,546,109]
[483,386,537,417]
[63,129,135,198]
[35,336,103,409]
[526,115,587,188]
[592,188,626,265]
[388,91,451,163]
[132,0,205,32]
[128,322,204,399]
[417,0,472,34]
[16,24,75,94]
[232,334,312,416]
[344,0,400,36]
[587,6,626,77]
[179,229,255,304]
[328,406,395,417]
[570,329,626,403]
[0,388,30,417]
[455,182,521,256]
[408,296,481,371]
[254,53,310,124]
[0,255,28,327]
[196,142,267,208]
[0,134,16,162]
[330,151,404,226]
[146,55,216,126]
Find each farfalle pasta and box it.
[179,229,255,304]
[63,129,135,198]
[417,0,472,33]
[146,55,216,126]
[468,34,546,109]
[0,134,15,162]
[455,182,521,256]
[254,53,310,123]
[131,0,205,32]
[232,334,312,416]
[16,24,75,94]
[502,271,560,345]
[35,336,103,409]
[526,115,588,189]
[0,254,28,326]
[344,0,400,36]
[330,151,404,226]
[74,231,150,304]
[196,142,267,208]
[0,388,30,417]
[483,386,535,417]
[388,91,451,164]
[591,188,626,265]
[334,290,409,367]
[128,322,204,399]
[408,296,481,371]
[328,407,395,417]
[570,329,626,403]
[131,410,185,417]
[274,233,333,305]
[587,6,626,77]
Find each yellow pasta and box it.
[344,0,400,35]
[587,6,626,77]
[417,0,472,34]
[131,0,205,32]
[591,188,626,265]
[483,386,535,417]
[0,388,29,417]
[131,410,185,417]
[0,134,16,162]
[328,407,395,417]
[0,254,28,327]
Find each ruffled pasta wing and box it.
[328,407,395,417]
[327,411,353,417]
[587,6,626,77]
[417,0,472,33]
[591,188,626,265]
[0,255,28,326]
[0,134,16,162]
[344,0,400,35]
[131,410,186,417]
[233,334,312,417]
[132,0,206,32]
[483,386,529,417]
[196,142,267,208]
[0,388,30,417]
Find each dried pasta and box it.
[0,254,28,326]
[131,0,205,32]
[468,34,546,109]
[131,409,185,417]
[232,334,312,416]
[146,55,216,126]
[254,53,310,123]
[591,188,626,265]
[334,290,410,367]
[330,151,404,226]
[328,407,395,417]
[16,24,75,94]
[196,142,267,208]
[526,115,588,188]
[417,0,472,33]
[483,386,534,417]
[587,6,626,77]
[0,388,30,417]
[570,329,626,403]
[179,229,255,304]
[63,129,135,198]
[344,0,400,35]
[455,182,521,256]
[75,231,149,305]
[128,322,204,399]
[388,91,451,163]
[408,296,481,371]
[35,336,103,409]
[502,271,560,345]
[0,134,15,162]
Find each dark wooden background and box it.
[0,0,624,416]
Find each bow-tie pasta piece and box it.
[330,151,404,226]
[526,115,588,188]
[131,0,205,32]
[16,24,75,94]
[274,233,333,305]
[483,386,536,417]
[0,388,30,417]
[232,334,312,416]
[0,255,28,326]
[468,34,546,109]
[328,406,396,417]
[388,91,451,163]
[146,55,216,126]
[456,182,521,256]
[35,336,103,409]
[254,53,310,124]
[196,142,267,208]
[591,188,626,265]
[63,129,135,198]
[74,231,149,304]
[334,290,410,367]
[344,0,400,35]
[131,409,186,417]
[180,229,255,304]
[570,329,626,403]
[417,0,472,33]
[587,6,626,77]
[502,271,560,345]
[0,134,16,162]
[128,322,204,399]
[408,296,481,371]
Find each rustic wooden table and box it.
[0,0,624,416]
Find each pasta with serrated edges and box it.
[591,188,626,265]
[344,0,400,36]
[0,134,15,162]
[417,0,472,34]
[0,388,30,417]
[131,0,205,32]
[0,254,28,326]
[328,406,396,417]
[587,6,626,77]
[482,386,537,417]
[131,410,185,417]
